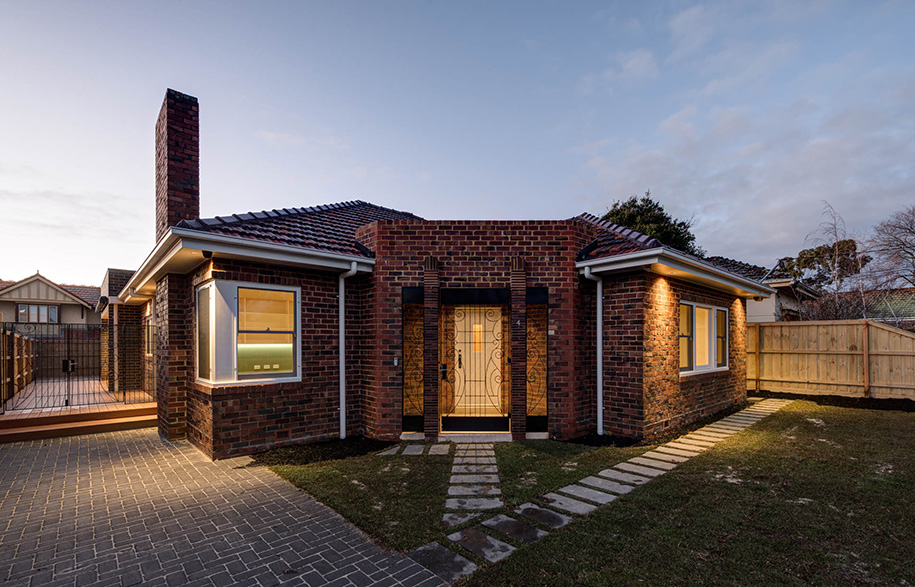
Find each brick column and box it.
[156,273,190,440]
[422,257,440,442]
[510,256,527,440]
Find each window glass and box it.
[39,306,48,323]
[695,307,711,368]
[237,288,295,375]
[17,304,27,322]
[716,309,727,367]
[197,286,211,380]
[29,305,38,322]
[49,306,58,323]
[678,303,692,371]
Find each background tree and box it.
[870,204,915,288]
[601,191,705,257]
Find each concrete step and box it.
[0,414,157,443]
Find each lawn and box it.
[462,400,915,586]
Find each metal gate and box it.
[0,322,155,413]
[440,305,510,431]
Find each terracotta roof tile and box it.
[60,285,101,306]
[177,200,422,256]
[573,213,661,260]
[705,256,794,282]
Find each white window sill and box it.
[196,375,302,388]
[680,366,729,378]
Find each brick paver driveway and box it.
[0,429,443,587]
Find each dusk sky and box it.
[1,1,913,286]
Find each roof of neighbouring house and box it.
[573,213,662,260]
[61,284,102,306]
[705,256,796,282]
[0,275,101,306]
[176,200,423,257]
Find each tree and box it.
[870,204,915,288]
[601,191,705,257]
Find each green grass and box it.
[272,446,452,551]
[462,401,915,586]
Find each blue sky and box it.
[1,0,913,285]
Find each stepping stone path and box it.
[408,398,794,582]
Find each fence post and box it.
[862,320,870,398]
[754,322,761,392]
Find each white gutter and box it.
[583,267,604,436]
[576,247,775,299]
[338,261,358,439]
[120,226,375,303]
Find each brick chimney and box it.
[155,89,199,243]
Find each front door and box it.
[440,305,510,431]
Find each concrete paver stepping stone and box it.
[515,503,573,528]
[448,527,516,563]
[542,492,597,515]
[655,445,701,458]
[451,474,500,484]
[482,514,549,543]
[428,444,451,455]
[442,512,481,528]
[448,484,502,496]
[579,475,634,494]
[696,428,734,437]
[598,468,651,485]
[408,542,478,582]
[678,437,717,448]
[377,446,400,456]
[453,464,498,474]
[454,457,496,464]
[666,441,707,452]
[688,432,729,442]
[616,462,666,478]
[446,497,504,510]
[642,450,689,463]
[402,444,426,455]
[558,484,617,505]
[629,456,677,471]
[704,424,741,433]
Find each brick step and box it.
[0,414,157,444]
[0,406,156,430]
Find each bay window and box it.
[679,302,728,374]
[196,281,301,384]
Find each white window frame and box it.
[679,301,728,376]
[195,280,302,386]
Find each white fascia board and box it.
[121,228,375,303]
[576,248,775,298]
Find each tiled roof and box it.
[705,256,793,282]
[0,280,14,292]
[574,213,661,260]
[176,200,423,257]
[60,285,101,306]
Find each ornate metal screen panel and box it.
[440,305,507,418]
[402,304,424,417]
[526,304,547,417]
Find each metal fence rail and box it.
[0,322,155,413]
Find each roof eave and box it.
[120,227,375,303]
[576,248,775,299]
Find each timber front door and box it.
[440,305,510,431]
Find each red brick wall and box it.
[155,89,199,243]
[355,219,600,441]
[182,258,362,459]
[641,274,747,437]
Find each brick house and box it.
[117,89,773,459]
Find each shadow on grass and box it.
[247,436,396,467]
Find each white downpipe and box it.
[583,267,603,435]
[339,261,358,439]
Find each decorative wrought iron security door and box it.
[440,305,510,431]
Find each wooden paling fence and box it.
[747,320,915,400]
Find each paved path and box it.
[0,429,443,587]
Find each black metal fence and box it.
[0,322,155,413]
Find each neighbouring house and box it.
[113,89,773,459]
[706,257,820,322]
[0,273,101,326]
